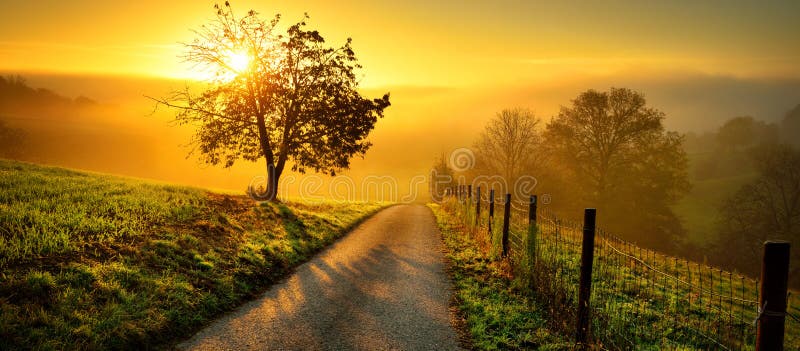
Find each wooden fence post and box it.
[502,193,511,257]
[576,208,597,347]
[527,194,538,287]
[475,186,481,226]
[756,241,791,351]
[488,189,495,234]
[528,195,537,255]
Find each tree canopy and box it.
[155,3,390,200]
[544,87,690,249]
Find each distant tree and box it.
[153,3,390,201]
[472,108,544,194]
[429,153,455,201]
[716,143,800,286]
[683,131,716,155]
[695,116,779,180]
[781,104,800,148]
[544,87,690,249]
[0,75,78,115]
[715,116,778,153]
[716,116,758,152]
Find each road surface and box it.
[178,204,462,351]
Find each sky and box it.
[1,1,800,198]
[1,1,799,87]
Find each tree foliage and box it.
[544,87,690,249]
[154,3,390,200]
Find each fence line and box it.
[443,187,797,350]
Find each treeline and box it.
[686,107,800,180]
[0,75,96,115]
[0,76,169,178]
[433,88,799,287]
[687,108,800,286]
[0,76,99,160]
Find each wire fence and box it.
[443,190,799,350]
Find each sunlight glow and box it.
[225,50,251,73]
[181,48,255,82]
[202,49,252,82]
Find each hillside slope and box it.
[0,160,388,350]
[673,171,757,249]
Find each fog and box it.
[2,71,800,202]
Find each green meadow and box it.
[0,159,388,350]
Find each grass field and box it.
[0,159,389,350]
[672,152,757,249]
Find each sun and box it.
[180,47,256,82]
[189,49,252,82]
[225,49,251,73]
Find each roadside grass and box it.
[0,159,389,350]
[428,203,571,351]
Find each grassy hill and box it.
[0,159,389,350]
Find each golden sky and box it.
[1,1,799,88]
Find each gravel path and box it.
[178,204,463,351]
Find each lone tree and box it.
[545,88,690,249]
[154,3,390,201]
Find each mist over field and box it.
[4,71,799,202]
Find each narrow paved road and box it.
[178,204,462,351]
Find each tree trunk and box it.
[248,112,283,202]
[249,162,281,201]
[266,162,279,201]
